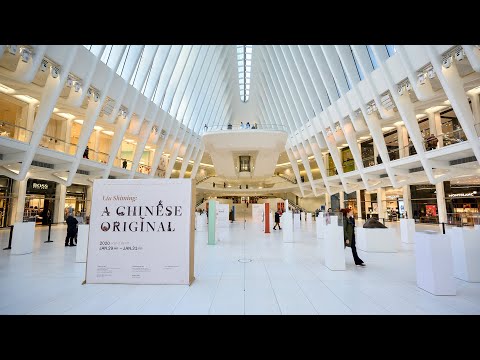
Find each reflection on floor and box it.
[0,219,479,315]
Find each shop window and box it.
[239,156,250,172]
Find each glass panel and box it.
[367,45,378,70]
[350,46,364,80]
[386,45,396,57]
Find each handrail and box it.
[196,175,214,185]
[203,123,288,133]
[277,173,297,184]
[0,121,33,143]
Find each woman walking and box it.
[341,208,365,267]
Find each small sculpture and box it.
[363,217,387,229]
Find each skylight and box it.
[237,45,252,102]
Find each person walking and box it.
[65,214,78,246]
[273,210,282,230]
[83,145,89,159]
[341,208,365,267]
[122,159,127,169]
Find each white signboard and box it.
[252,204,264,224]
[216,203,229,227]
[86,179,195,285]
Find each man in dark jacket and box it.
[273,210,282,230]
[65,214,78,246]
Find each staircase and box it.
[196,175,214,185]
[279,197,306,213]
[277,173,297,184]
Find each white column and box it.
[469,92,480,125]
[65,119,73,155]
[373,141,379,164]
[85,185,93,217]
[356,190,362,219]
[397,125,405,158]
[10,180,27,224]
[434,112,443,147]
[436,182,447,226]
[55,184,66,224]
[377,187,386,220]
[403,185,413,219]
[339,191,345,209]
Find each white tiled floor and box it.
[1,219,479,315]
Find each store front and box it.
[0,176,14,227]
[25,179,57,225]
[410,184,439,224]
[360,190,378,219]
[65,184,88,221]
[444,181,480,226]
[343,191,358,217]
[383,187,403,221]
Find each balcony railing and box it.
[114,157,133,170]
[446,212,480,227]
[203,123,287,133]
[0,121,33,143]
[84,149,109,164]
[40,135,77,155]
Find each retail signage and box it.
[86,179,195,285]
[448,191,477,198]
[32,182,48,190]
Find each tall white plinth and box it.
[75,225,89,263]
[448,227,480,282]
[11,222,35,255]
[293,213,301,229]
[414,231,456,295]
[400,219,416,244]
[324,216,345,271]
[475,225,480,231]
[307,213,312,222]
[316,213,325,239]
[283,212,294,243]
[356,228,397,252]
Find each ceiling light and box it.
[74,81,81,92]
[51,66,60,78]
[66,76,73,87]
[397,85,405,96]
[145,146,151,150]
[40,59,48,72]
[394,121,404,126]
[382,126,395,131]
[74,119,84,124]
[7,45,17,55]
[94,92,100,102]
[19,47,31,63]
[359,136,371,140]
[427,68,436,79]
[94,126,103,131]
[442,56,452,69]
[425,106,447,113]
[366,106,373,115]
[341,143,348,147]
[455,48,465,61]
[101,130,114,136]
[416,113,426,119]
[13,95,38,104]
[418,73,426,85]
[444,100,451,105]
[125,139,135,143]
[0,83,15,94]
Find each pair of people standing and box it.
[65,214,78,246]
[341,208,366,267]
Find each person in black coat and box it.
[273,210,282,230]
[65,215,78,246]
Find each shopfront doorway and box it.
[25,179,57,225]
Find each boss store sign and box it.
[27,179,57,195]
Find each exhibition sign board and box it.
[86,179,195,285]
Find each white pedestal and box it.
[400,219,415,244]
[356,228,397,252]
[414,231,456,295]
[11,222,35,255]
[307,213,312,222]
[76,225,89,263]
[293,213,301,229]
[283,212,294,243]
[448,227,480,282]
[475,225,480,231]
[324,216,345,271]
[316,213,325,239]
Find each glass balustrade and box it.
[0,122,33,143]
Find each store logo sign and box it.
[448,191,477,197]
[32,183,48,190]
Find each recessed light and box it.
[74,119,84,124]
[394,121,404,126]
[94,126,103,131]
[382,127,395,131]
[359,136,370,140]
